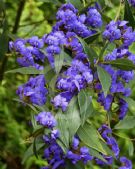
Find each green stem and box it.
[107,111,111,128]
[114,0,122,21]
[82,0,86,7]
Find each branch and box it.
[0,0,26,82]
[12,0,26,34]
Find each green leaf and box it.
[6,67,43,74]
[89,148,107,163]
[84,32,100,44]
[33,137,38,159]
[56,111,70,149]
[114,116,135,129]
[22,142,44,164]
[56,97,81,147]
[66,96,81,141]
[97,65,111,97]
[124,0,135,29]
[78,89,95,125]
[65,0,82,10]
[128,140,134,156]
[100,140,114,157]
[78,37,98,65]
[77,122,107,155]
[105,0,113,7]
[55,48,64,74]
[104,58,135,71]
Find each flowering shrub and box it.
[9,0,135,168]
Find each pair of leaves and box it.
[56,96,81,150]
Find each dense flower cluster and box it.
[35,111,93,169]
[35,112,57,128]
[52,59,93,111]
[97,20,135,120]
[9,37,45,70]
[9,2,134,169]
[103,20,135,46]
[17,75,48,105]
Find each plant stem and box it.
[114,0,122,21]
[82,0,86,7]
[12,0,26,34]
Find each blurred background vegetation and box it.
[0,0,135,169]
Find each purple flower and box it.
[119,99,128,120]
[16,75,48,105]
[103,21,121,42]
[72,137,80,150]
[95,156,113,166]
[66,151,80,164]
[97,93,113,111]
[52,92,73,111]
[51,129,60,140]
[80,147,93,164]
[107,137,120,157]
[86,7,102,28]
[35,111,57,128]
[28,36,44,48]
[122,27,135,47]
[128,0,135,7]
[46,45,61,55]
[119,157,132,169]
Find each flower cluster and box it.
[9,2,134,169]
[95,125,132,169]
[35,112,93,169]
[96,20,135,120]
[17,75,48,106]
[52,59,93,111]
[103,20,135,46]
[35,111,57,128]
[9,37,45,70]
[96,124,119,165]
